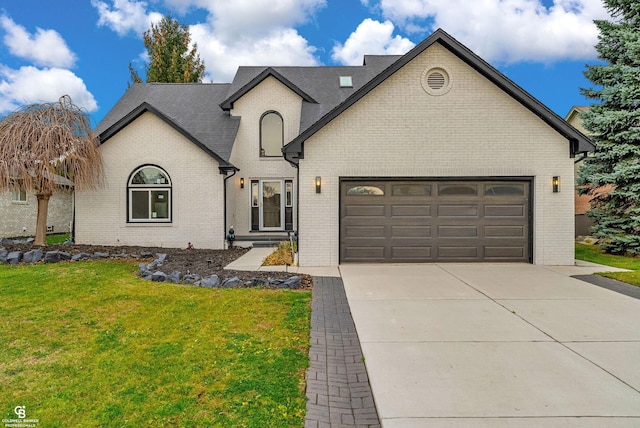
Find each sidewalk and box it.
[224,247,341,277]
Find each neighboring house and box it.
[0,186,73,238]
[565,106,596,237]
[76,29,593,266]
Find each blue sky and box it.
[0,0,609,127]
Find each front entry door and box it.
[261,180,283,230]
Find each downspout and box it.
[284,149,301,258]
[222,168,238,249]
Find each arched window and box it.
[260,111,283,157]
[128,165,172,222]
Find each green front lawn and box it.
[0,261,311,427]
[576,243,640,287]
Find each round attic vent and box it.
[427,71,446,89]
[421,67,452,96]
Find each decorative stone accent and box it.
[23,249,43,263]
[0,249,9,263]
[151,271,167,282]
[182,274,200,284]
[72,253,91,261]
[200,275,220,288]
[93,252,109,258]
[6,251,22,265]
[167,271,183,284]
[221,276,241,288]
[44,251,71,263]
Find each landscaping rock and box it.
[24,238,35,244]
[200,275,220,288]
[23,249,43,263]
[0,249,9,263]
[151,271,167,282]
[6,251,22,265]
[72,253,91,261]
[167,271,183,284]
[182,274,201,284]
[111,253,129,259]
[155,253,168,263]
[221,276,241,288]
[44,251,71,263]
[139,263,152,277]
[93,252,109,259]
[248,277,269,287]
[140,251,153,258]
[283,276,302,289]
[0,238,14,246]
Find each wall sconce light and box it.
[315,176,322,194]
[552,176,560,193]
[240,177,244,189]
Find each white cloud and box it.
[332,19,415,65]
[0,16,76,68]
[191,24,319,82]
[374,0,610,63]
[0,66,98,114]
[92,0,163,36]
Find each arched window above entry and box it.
[260,111,284,157]
[127,165,172,222]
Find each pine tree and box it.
[578,0,640,254]
[129,15,205,84]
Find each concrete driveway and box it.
[339,263,640,427]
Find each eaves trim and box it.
[98,102,237,171]
[284,28,594,158]
[220,67,317,110]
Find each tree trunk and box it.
[35,193,51,246]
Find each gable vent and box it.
[427,71,446,90]
[421,67,452,96]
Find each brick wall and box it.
[228,76,301,236]
[75,112,225,249]
[297,43,575,266]
[0,191,72,238]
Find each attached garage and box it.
[340,179,531,263]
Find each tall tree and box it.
[0,96,104,245]
[129,15,205,84]
[578,0,640,255]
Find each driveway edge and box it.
[305,276,381,428]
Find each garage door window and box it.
[392,184,431,196]
[346,185,384,196]
[438,184,477,195]
[485,184,524,196]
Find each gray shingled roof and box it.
[284,28,595,162]
[95,83,239,164]
[222,58,400,133]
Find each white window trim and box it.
[127,166,172,223]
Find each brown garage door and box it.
[340,180,531,263]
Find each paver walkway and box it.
[304,277,380,428]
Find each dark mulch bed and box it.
[1,242,312,290]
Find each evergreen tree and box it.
[578,0,640,254]
[129,15,205,84]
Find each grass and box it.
[263,241,296,266]
[0,261,311,427]
[576,243,640,287]
[45,233,71,245]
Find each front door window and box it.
[262,181,282,229]
[250,179,294,231]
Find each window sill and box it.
[10,201,29,205]
[126,222,173,227]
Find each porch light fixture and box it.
[240,177,244,189]
[315,176,322,194]
[552,176,560,193]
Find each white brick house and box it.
[75,29,593,266]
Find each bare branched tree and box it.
[0,95,104,245]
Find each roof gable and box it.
[220,67,317,110]
[99,102,236,171]
[94,83,239,171]
[284,28,594,162]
